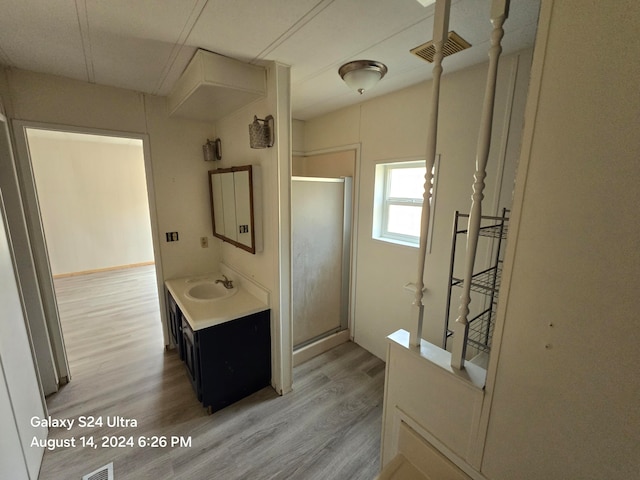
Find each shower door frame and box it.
[290,144,361,364]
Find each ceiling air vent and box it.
[410,31,471,63]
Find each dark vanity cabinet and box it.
[167,291,271,413]
[193,309,271,412]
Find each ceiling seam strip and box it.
[74,0,95,84]
[250,0,336,64]
[154,0,210,95]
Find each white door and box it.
[0,176,47,478]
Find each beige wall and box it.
[143,93,222,280]
[292,119,305,153]
[292,150,355,178]
[213,100,275,288]
[1,67,221,282]
[302,50,532,359]
[292,155,304,175]
[27,131,154,276]
[481,0,640,477]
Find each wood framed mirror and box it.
[209,165,256,254]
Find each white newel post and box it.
[410,0,451,347]
[450,0,509,369]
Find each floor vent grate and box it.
[82,462,114,480]
[410,31,472,62]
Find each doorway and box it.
[25,129,154,278]
[26,128,159,372]
[12,123,165,394]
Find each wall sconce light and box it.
[338,60,388,95]
[248,115,275,149]
[203,138,222,161]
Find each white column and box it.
[410,0,451,347]
[451,0,509,369]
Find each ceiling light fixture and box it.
[338,60,388,95]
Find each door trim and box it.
[10,120,167,388]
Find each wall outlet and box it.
[239,225,249,234]
[165,232,179,242]
[200,236,208,248]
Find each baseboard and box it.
[52,261,155,279]
[293,329,350,367]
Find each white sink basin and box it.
[185,281,237,302]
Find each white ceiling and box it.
[0,0,540,120]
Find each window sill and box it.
[372,235,419,249]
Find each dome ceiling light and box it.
[338,60,388,95]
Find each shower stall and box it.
[291,176,352,351]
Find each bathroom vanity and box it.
[165,270,271,413]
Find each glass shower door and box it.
[292,177,351,349]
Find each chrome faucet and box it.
[215,275,234,289]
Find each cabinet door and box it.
[167,293,184,359]
[181,320,200,400]
[176,314,184,360]
[198,310,271,412]
[167,294,178,345]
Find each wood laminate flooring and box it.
[39,265,385,480]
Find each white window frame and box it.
[373,156,439,249]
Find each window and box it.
[373,157,438,248]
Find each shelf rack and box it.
[443,208,509,355]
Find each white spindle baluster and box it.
[410,0,451,347]
[451,0,509,369]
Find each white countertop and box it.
[165,271,269,331]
